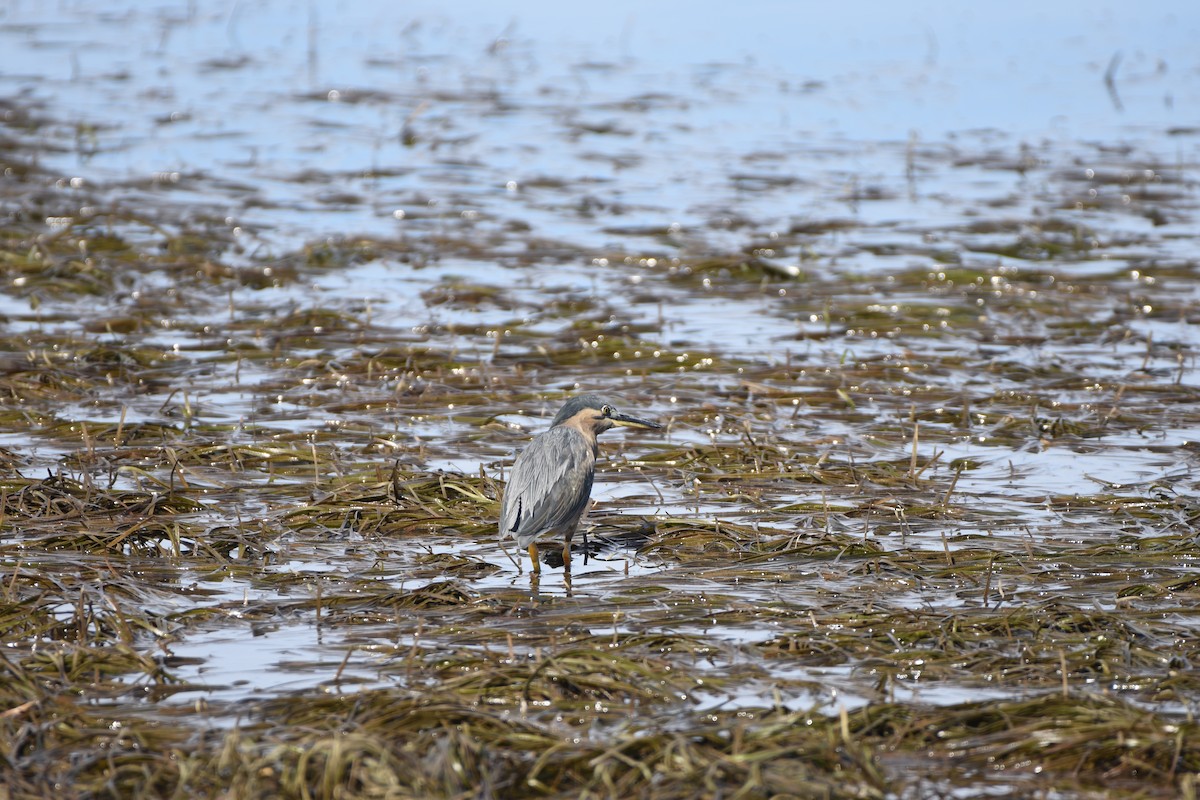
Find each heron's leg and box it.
[527,543,540,573]
[561,543,571,571]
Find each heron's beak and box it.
[607,410,662,430]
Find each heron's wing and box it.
[500,427,595,546]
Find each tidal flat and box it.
[1,2,1199,797]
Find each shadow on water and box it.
[2,1,1200,797]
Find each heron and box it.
[499,394,662,573]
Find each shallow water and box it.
[3,1,1200,797]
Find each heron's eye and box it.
[601,404,614,416]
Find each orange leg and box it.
[561,541,571,571]
[527,543,540,573]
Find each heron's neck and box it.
[559,415,601,457]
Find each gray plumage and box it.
[501,425,596,548]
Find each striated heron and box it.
[500,394,661,573]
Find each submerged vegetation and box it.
[2,8,1200,799]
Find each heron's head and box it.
[550,393,662,436]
